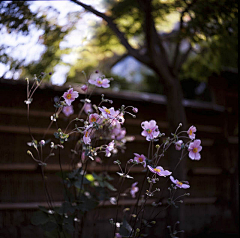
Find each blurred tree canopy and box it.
[70,0,238,125]
[0,1,237,88]
[68,0,238,84]
[0,1,80,78]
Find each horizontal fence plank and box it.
[0,197,217,210]
[0,164,230,177]
[0,163,220,173]
[190,168,223,175]
[0,125,231,146]
[0,106,224,133]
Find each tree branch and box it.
[70,0,150,65]
[172,0,198,72]
[176,44,192,72]
[138,0,169,65]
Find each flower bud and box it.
[132,107,138,113]
[81,85,88,92]
[39,140,45,146]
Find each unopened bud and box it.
[81,85,88,92]
[39,140,45,146]
[132,107,138,113]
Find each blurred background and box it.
[0,0,238,237]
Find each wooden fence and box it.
[0,78,238,237]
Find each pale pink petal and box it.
[141,130,148,137]
[147,165,156,174]
[182,184,190,189]
[149,120,156,128]
[102,83,110,88]
[194,139,201,147]
[189,151,196,160]
[88,79,96,85]
[102,79,110,84]
[198,146,202,152]
[195,152,201,160]
[170,176,176,184]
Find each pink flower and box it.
[188,139,202,160]
[105,140,115,157]
[130,182,139,198]
[63,88,79,106]
[62,105,74,117]
[83,125,93,145]
[83,130,91,145]
[98,106,115,119]
[147,165,172,177]
[84,103,93,114]
[88,77,110,88]
[81,85,88,92]
[111,128,126,140]
[133,153,146,167]
[175,140,183,150]
[187,125,197,140]
[170,176,190,189]
[89,113,102,125]
[110,110,125,127]
[141,120,160,141]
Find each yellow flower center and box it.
[85,131,88,137]
[66,94,72,99]
[189,130,193,135]
[177,181,183,186]
[91,117,96,122]
[154,168,161,173]
[97,80,103,84]
[146,129,152,134]
[138,157,143,162]
[104,109,110,114]
[193,147,198,153]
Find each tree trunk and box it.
[164,76,187,238]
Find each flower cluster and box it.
[25,71,203,238]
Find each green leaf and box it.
[77,196,98,212]
[31,211,49,226]
[119,218,133,237]
[104,181,117,191]
[41,221,58,232]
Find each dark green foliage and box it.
[31,210,50,226]
[0,1,79,78]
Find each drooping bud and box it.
[81,85,88,92]
[132,107,138,113]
